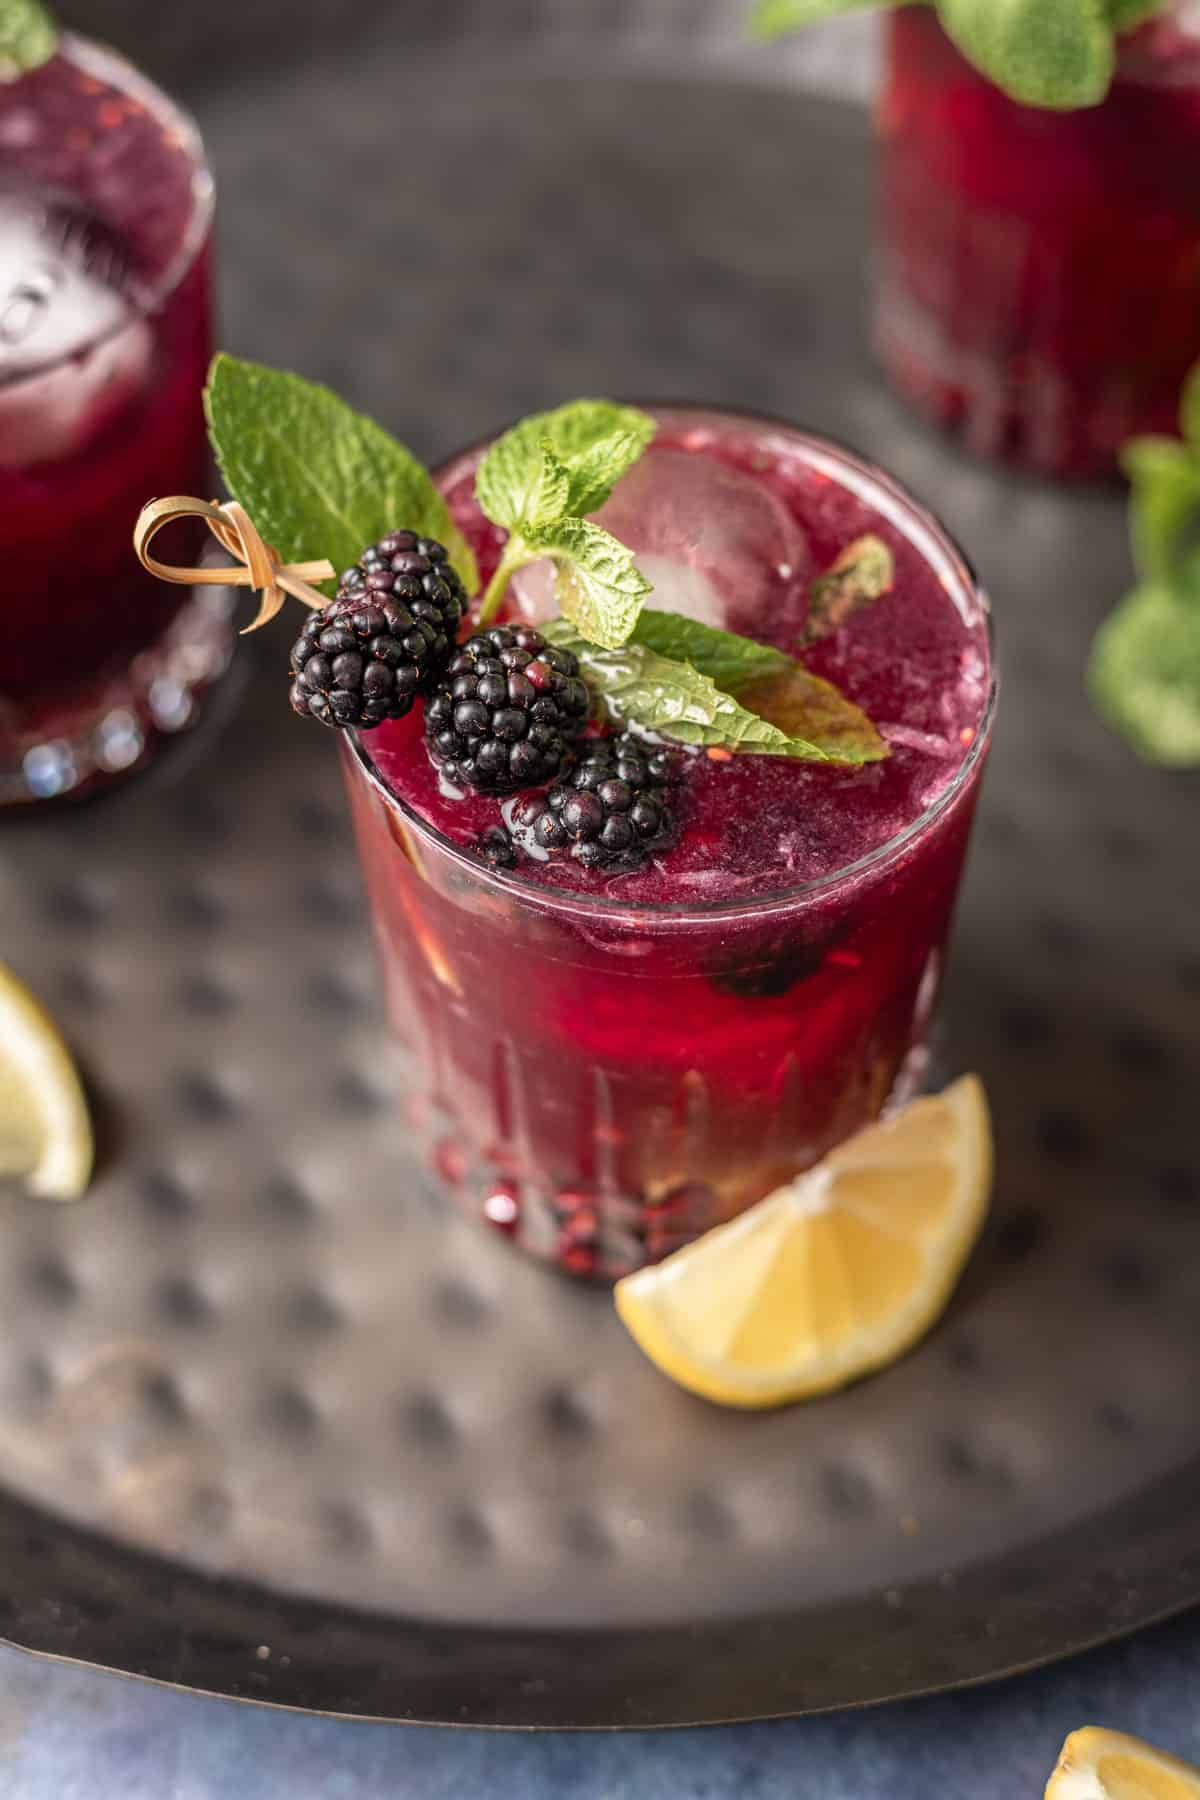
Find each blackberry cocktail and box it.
[341,409,993,1278]
[0,29,218,805]
[876,5,1200,478]
[138,366,993,1282]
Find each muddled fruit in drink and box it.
[343,409,993,1277]
[876,7,1200,478]
[0,37,218,805]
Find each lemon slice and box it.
[615,1074,991,1408]
[1046,1728,1200,1800]
[0,963,93,1200]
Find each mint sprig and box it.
[203,355,479,601]
[751,0,1166,108]
[1090,579,1200,766]
[198,364,888,765]
[547,614,887,766]
[632,609,789,691]
[1089,363,1200,765]
[0,0,56,78]
[478,400,656,523]
[474,400,655,648]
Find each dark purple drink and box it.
[343,408,994,1278]
[0,35,221,806]
[876,5,1200,478]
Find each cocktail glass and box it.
[875,5,1200,478]
[342,407,995,1279]
[0,33,222,806]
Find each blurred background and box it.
[48,0,883,463]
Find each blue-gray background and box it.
[5,1617,1200,1797]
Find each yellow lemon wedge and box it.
[0,962,93,1201]
[614,1074,991,1408]
[1046,1728,1200,1800]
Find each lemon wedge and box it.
[1046,1728,1200,1800]
[0,962,93,1200]
[614,1075,991,1408]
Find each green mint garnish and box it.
[752,0,882,36]
[1121,436,1200,583]
[632,608,888,762]
[751,0,1164,107]
[477,399,656,524]
[939,0,1112,111]
[631,609,790,692]
[474,399,655,647]
[200,361,887,762]
[1103,0,1163,28]
[1089,363,1200,765]
[0,0,56,78]
[203,354,479,600]
[530,515,652,650]
[547,614,887,766]
[801,533,895,645]
[1090,579,1200,766]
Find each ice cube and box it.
[509,447,810,637]
[0,191,150,466]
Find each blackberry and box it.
[288,529,467,730]
[474,825,517,869]
[339,530,468,657]
[512,733,678,871]
[424,626,590,792]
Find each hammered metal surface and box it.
[0,45,1198,1722]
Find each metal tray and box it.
[1,39,1198,1727]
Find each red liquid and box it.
[0,37,221,805]
[344,409,993,1278]
[876,6,1200,478]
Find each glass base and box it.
[423,1021,938,1285]
[0,583,236,809]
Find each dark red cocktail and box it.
[0,35,221,806]
[343,408,994,1278]
[876,5,1200,478]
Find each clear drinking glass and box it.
[340,407,995,1280]
[875,4,1200,478]
[0,33,223,807]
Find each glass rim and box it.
[0,31,215,393]
[347,403,998,927]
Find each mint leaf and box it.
[562,427,655,518]
[1090,579,1200,765]
[531,519,652,650]
[1178,360,1200,450]
[545,622,885,764]
[733,664,888,762]
[546,627,819,755]
[476,436,569,535]
[751,0,891,36]
[1104,0,1165,29]
[477,400,654,532]
[939,0,1112,108]
[0,0,55,77]
[632,609,886,761]
[204,355,479,602]
[803,533,895,645]
[1122,437,1200,582]
[631,610,790,690]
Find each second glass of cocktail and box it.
[1,25,218,806]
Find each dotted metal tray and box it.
[0,43,1197,1727]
